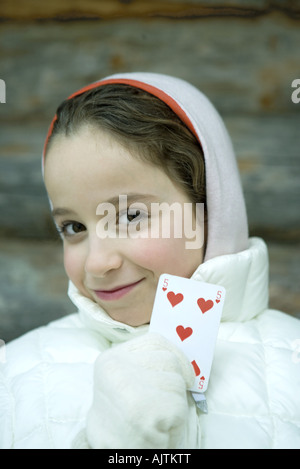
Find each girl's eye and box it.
[58,221,86,237]
[118,209,146,225]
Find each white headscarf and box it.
[43,72,249,261]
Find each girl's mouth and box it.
[93,279,144,301]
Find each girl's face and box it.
[44,126,204,326]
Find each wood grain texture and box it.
[1,0,299,21]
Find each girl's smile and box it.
[44,125,204,326]
[93,278,145,302]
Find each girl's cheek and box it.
[129,237,178,272]
[130,237,202,278]
[63,246,82,285]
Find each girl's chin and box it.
[102,306,151,327]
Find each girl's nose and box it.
[84,236,123,278]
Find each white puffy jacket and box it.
[1,237,299,449]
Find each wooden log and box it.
[0,14,299,120]
[1,0,299,21]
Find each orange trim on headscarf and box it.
[42,78,199,165]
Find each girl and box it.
[1,73,299,449]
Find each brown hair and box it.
[46,84,206,206]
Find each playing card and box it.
[149,274,226,394]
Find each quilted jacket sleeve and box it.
[0,368,13,449]
[73,333,201,449]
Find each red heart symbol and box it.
[162,287,167,291]
[215,299,220,304]
[191,360,200,377]
[167,291,184,307]
[200,376,205,381]
[176,325,193,341]
[197,298,214,314]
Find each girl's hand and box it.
[84,333,195,449]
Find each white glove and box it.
[82,333,196,449]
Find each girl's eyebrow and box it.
[51,208,77,218]
[51,194,158,219]
[105,193,158,207]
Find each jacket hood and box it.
[43,72,248,261]
[68,238,269,344]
